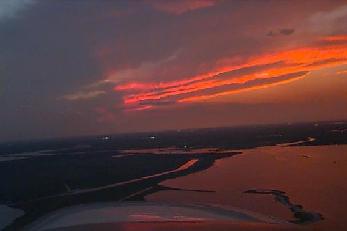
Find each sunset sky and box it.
[1,0,347,141]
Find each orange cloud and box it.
[338,70,347,75]
[114,35,347,110]
[179,72,308,103]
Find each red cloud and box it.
[114,35,347,110]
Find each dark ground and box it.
[1,121,346,230]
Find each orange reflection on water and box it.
[147,145,347,230]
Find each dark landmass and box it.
[0,121,346,230]
[2,152,236,230]
[1,121,346,155]
[244,189,323,224]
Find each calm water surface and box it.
[147,145,347,230]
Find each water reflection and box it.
[147,145,347,230]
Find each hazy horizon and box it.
[1,119,346,144]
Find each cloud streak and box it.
[114,35,347,110]
[63,90,106,101]
[146,0,219,15]
[309,4,347,34]
[267,28,295,37]
[0,0,35,21]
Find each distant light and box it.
[102,136,111,140]
[149,136,156,139]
